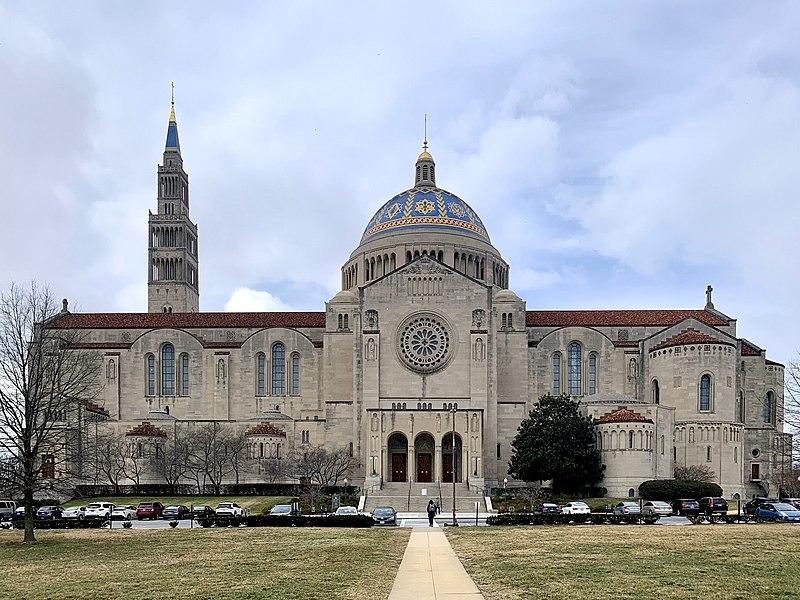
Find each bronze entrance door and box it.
[417,454,432,482]
[442,453,454,482]
[392,453,407,482]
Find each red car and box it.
[135,502,164,520]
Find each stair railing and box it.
[407,480,412,511]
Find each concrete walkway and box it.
[388,527,484,600]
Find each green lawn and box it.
[0,527,411,599]
[448,524,800,599]
[63,495,291,514]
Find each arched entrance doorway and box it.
[387,432,408,482]
[442,432,463,483]
[414,433,435,482]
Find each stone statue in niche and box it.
[366,309,379,330]
[436,413,441,433]
[471,413,478,432]
[216,359,226,385]
[408,413,414,433]
[472,309,486,328]
[628,358,638,380]
[473,338,485,361]
[365,338,376,361]
[371,413,379,432]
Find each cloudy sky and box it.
[1,2,799,362]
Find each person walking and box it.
[427,500,436,527]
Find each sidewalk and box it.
[388,527,484,599]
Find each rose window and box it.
[398,314,452,373]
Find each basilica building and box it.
[53,102,790,499]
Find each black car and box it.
[672,499,700,516]
[371,506,397,526]
[36,506,63,520]
[162,505,191,520]
[191,505,216,518]
[699,497,728,515]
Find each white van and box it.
[0,500,17,520]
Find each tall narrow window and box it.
[271,342,286,395]
[146,354,156,396]
[699,374,711,411]
[291,353,300,395]
[588,353,597,395]
[180,354,190,396]
[256,353,266,396]
[568,342,582,395]
[552,352,562,394]
[652,379,660,404]
[763,391,774,424]
[161,344,175,396]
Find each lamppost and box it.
[451,405,458,526]
[344,477,348,495]
[503,477,508,491]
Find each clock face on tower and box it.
[396,313,453,374]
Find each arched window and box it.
[699,374,712,411]
[161,344,175,396]
[588,353,597,395]
[763,391,775,424]
[660,435,665,455]
[291,353,300,395]
[568,342,582,395]
[628,488,636,498]
[629,430,635,449]
[256,353,266,396]
[734,446,739,463]
[706,446,712,462]
[652,379,660,404]
[180,353,190,396]
[146,354,156,396]
[343,314,349,330]
[271,342,286,395]
[552,352,562,394]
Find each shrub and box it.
[197,514,374,528]
[638,479,722,500]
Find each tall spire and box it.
[165,82,180,153]
[415,114,435,187]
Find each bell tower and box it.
[147,88,200,313]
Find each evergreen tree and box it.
[508,394,603,494]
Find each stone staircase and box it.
[364,481,485,513]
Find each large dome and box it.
[360,187,490,245]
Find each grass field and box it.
[448,524,800,599]
[0,526,410,600]
[62,495,292,514]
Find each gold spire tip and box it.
[169,82,176,122]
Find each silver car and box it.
[642,501,672,517]
[614,502,641,516]
[334,506,358,516]
[62,506,87,520]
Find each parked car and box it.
[111,505,137,521]
[136,502,164,520]
[192,505,216,519]
[538,503,561,514]
[162,505,191,520]
[642,501,672,518]
[36,506,63,520]
[371,506,397,526]
[744,497,779,520]
[215,502,245,517]
[560,501,591,516]
[85,502,115,520]
[754,502,800,523]
[780,498,800,511]
[613,502,641,516]
[699,497,728,516]
[269,504,299,516]
[62,506,87,520]
[0,500,16,521]
[334,506,358,516]
[672,499,700,516]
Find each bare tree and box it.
[187,422,237,495]
[85,429,127,494]
[0,283,101,543]
[674,464,716,483]
[784,357,800,466]
[122,440,147,493]
[149,425,189,494]
[257,457,287,483]
[316,447,359,487]
[226,430,249,486]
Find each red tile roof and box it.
[652,329,734,352]
[765,359,784,368]
[245,423,287,437]
[50,311,326,329]
[596,408,653,425]
[525,309,728,328]
[81,401,109,417]
[125,422,168,438]
[740,340,762,356]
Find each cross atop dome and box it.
[415,115,435,187]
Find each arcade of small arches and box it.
[385,431,465,483]
[596,427,662,453]
[151,257,197,287]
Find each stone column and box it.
[434,442,442,483]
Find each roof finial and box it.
[705,284,714,310]
[169,81,176,122]
[423,113,428,151]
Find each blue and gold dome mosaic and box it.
[360,187,490,244]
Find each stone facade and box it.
[50,104,791,499]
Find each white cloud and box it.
[224,288,292,312]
